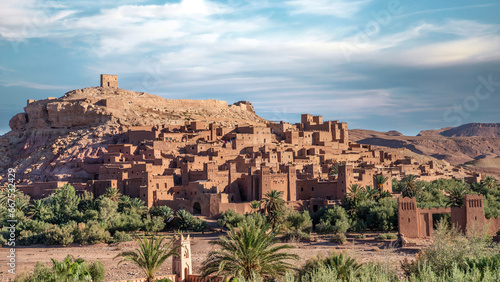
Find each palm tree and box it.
[249,200,261,213]
[401,175,421,198]
[262,190,286,228]
[27,199,47,219]
[103,187,122,202]
[115,235,179,282]
[481,176,498,191]
[374,174,389,192]
[201,217,298,280]
[343,184,366,217]
[262,190,285,214]
[446,184,469,208]
[79,191,98,212]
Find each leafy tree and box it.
[366,197,398,231]
[97,197,118,224]
[115,235,179,282]
[201,217,298,280]
[316,205,350,234]
[284,210,312,241]
[50,184,81,224]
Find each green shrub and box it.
[17,220,53,245]
[300,253,360,280]
[177,209,207,232]
[329,233,347,245]
[88,260,106,282]
[283,230,312,242]
[149,205,174,220]
[316,206,350,234]
[143,215,166,233]
[45,224,74,246]
[0,235,5,245]
[286,210,312,234]
[82,209,99,222]
[112,231,132,243]
[376,233,397,240]
[15,255,106,282]
[109,212,144,233]
[366,198,398,231]
[217,209,245,229]
[14,261,54,281]
[74,221,110,245]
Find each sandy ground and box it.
[0,232,427,281]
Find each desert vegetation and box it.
[0,185,207,246]
[4,176,500,281]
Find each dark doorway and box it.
[193,202,202,215]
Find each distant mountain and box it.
[418,123,500,138]
[351,123,500,166]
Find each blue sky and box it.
[1,0,499,136]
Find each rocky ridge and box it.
[0,87,267,184]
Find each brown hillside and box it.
[0,87,267,183]
[350,128,500,166]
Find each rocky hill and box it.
[350,125,500,166]
[418,123,500,138]
[0,87,267,184]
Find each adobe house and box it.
[398,195,500,238]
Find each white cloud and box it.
[0,0,77,40]
[286,0,371,18]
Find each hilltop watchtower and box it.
[100,74,118,88]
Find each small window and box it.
[301,187,304,191]
[312,187,315,191]
[408,218,410,223]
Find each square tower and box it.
[100,74,118,88]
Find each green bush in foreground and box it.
[375,233,397,240]
[112,231,133,243]
[14,255,105,282]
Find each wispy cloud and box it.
[1,81,70,90]
[397,4,499,19]
[286,0,371,18]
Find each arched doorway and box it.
[193,202,202,215]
